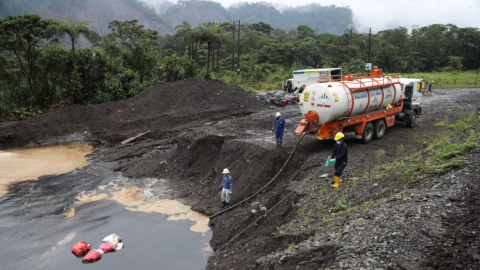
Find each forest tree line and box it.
[0,13,479,121]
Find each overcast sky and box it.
[146,0,480,33]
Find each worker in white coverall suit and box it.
[220,168,233,208]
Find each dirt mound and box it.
[0,78,264,148]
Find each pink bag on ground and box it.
[98,242,116,253]
[82,250,104,263]
[71,241,91,257]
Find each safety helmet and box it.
[334,132,345,141]
[275,112,281,117]
[222,168,230,174]
[295,85,298,87]
[432,81,434,83]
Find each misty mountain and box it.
[164,0,231,28]
[228,3,354,34]
[1,0,173,37]
[1,0,354,40]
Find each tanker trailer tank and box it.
[299,78,401,125]
[295,67,407,143]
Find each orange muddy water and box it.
[0,142,96,197]
[72,180,210,235]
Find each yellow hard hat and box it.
[334,132,345,140]
[432,81,434,83]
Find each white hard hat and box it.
[275,112,281,117]
[222,168,230,174]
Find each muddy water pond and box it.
[0,143,212,270]
[0,142,96,197]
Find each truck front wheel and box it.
[361,122,374,144]
[406,111,417,128]
[373,120,386,139]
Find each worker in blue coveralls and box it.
[272,112,286,147]
[328,132,348,188]
[220,168,233,208]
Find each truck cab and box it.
[399,78,423,117]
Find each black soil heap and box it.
[0,78,264,148]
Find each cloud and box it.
[139,0,480,32]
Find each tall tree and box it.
[194,22,230,73]
[46,16,100,57]
[0,14,53,100]
[108,19,159,83]
[175,21,197,59]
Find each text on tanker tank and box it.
[354,93,368,99]
[370,90,382,97]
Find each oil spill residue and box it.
[0,142,96,197]
[72,179,210,235]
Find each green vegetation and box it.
[1,11,480,121]
[403,70,480,88]
[46,16,100,57]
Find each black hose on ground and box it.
[210,132,308,219]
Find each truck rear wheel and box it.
[373,120,386,139]
[361,122,374,144]
[406,111,416,128]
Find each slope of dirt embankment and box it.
[0,78,263,149]
[1,84,480,270]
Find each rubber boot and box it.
[331,176,340,188]
[280,142,283,147]
[225,203,229,208]
[221,201,226,208]
[430,93,433,96]
[276,142,279,147]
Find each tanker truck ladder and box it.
[341,84,354,116]
[209,133,308,219]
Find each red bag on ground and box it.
[82,250,104,263]
[71,241,91,257]
[98,242,116,253]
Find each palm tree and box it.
[175,21,196,59]
[195,22,230,73]
[46,16,100,57]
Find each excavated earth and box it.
[1,79,479,270]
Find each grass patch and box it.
[332,197,347,212]
[437,140,479,159]
[403,71,480,88]
[280,113,478,239]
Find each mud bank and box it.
[1,82,479,269]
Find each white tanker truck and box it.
[294,66,423,143]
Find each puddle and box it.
[73,179,210,235]
[0,142,96,197]
[0,145,212,269]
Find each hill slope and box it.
[164,1,231,27]
[1,0,172,37]
[228,3,354,34]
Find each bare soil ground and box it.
[1,80,479,270]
